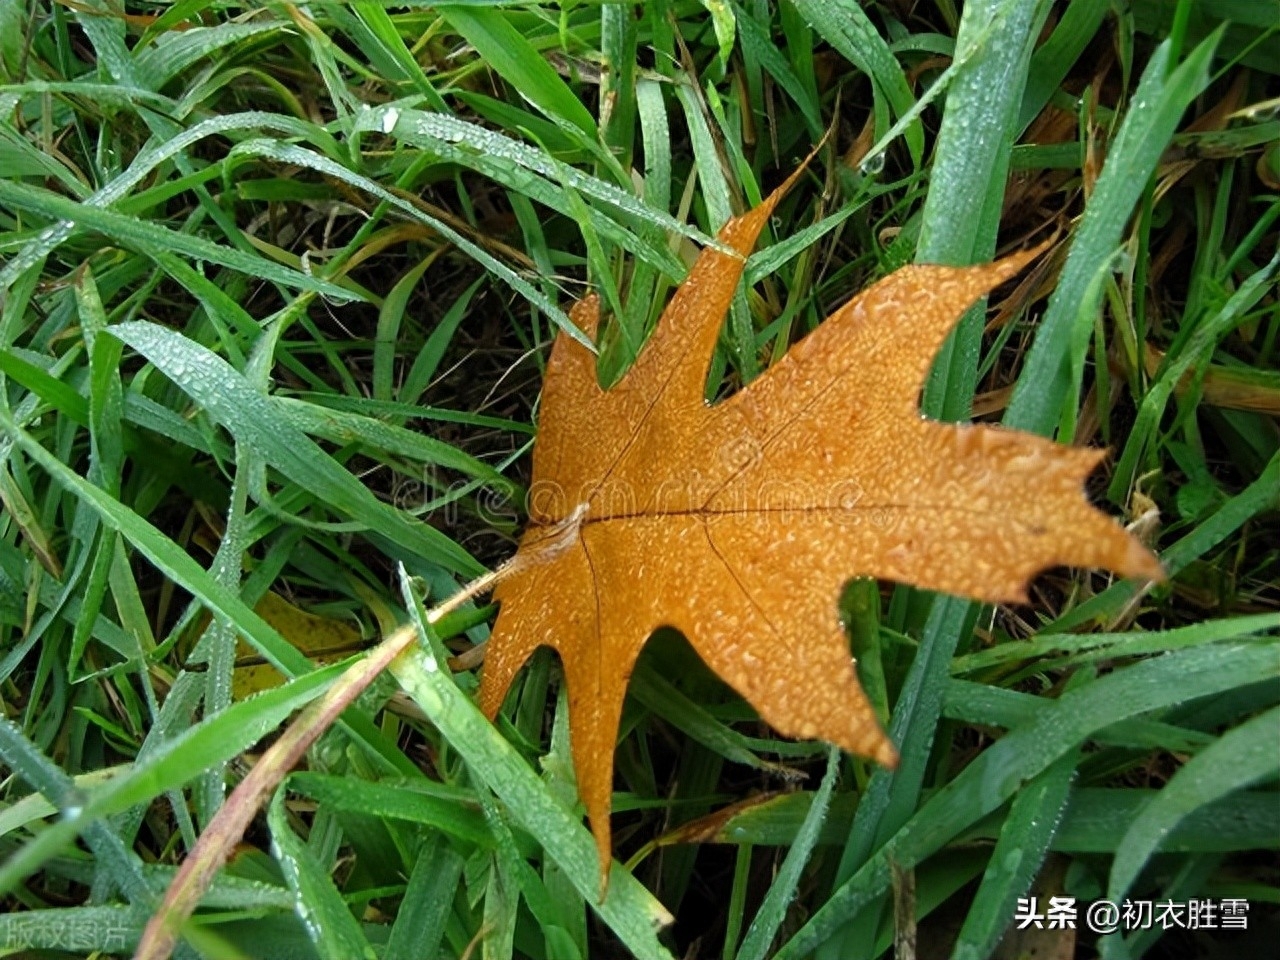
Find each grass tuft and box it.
[1,1,1276,958]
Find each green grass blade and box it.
[1049,450,1280,631]
[0,662,342,896]
[228,137,588,344]
[0,408,415,786]
[369,109,708,247]
[110,320,481,577]
[273,396,518,494]
[735,747,839,960]
[1017,0,1111,131]
[953,612,1280,675]
[917,0,1051,422]
[733,4,822,138]
[1107,704,1280,901]
[821,596,976,957]
[437,5,597,137]
[0,110,334,289]
[373,256,434,404]
[267,787,376,960]
[788,0,922,164]
[1005,30,1221,435]
[384,834,464,960]
[390,571,676,960]
[0,718,150,905]
[777,641,1280,957]
[0,416,300,681]
[951,751,1079,960]
[628,668,815,772]
[1110,247,1280,499]
[289,772,493,848]
[133,22,285,89]
[0,179,358,303]
[399,277,485,407]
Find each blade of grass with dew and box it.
[345,0,449,108]
[981,788,1280,855]
[735,747,840,960]
[0,660,345,896]
[950,750,1080,960]
[266,786,376,960]
[0,111,338,290]
[674,81,734,234]
[943,679,1217,755]
[109,320,481,577]
[359,108,675,235]
[743,203,861,288]
[286,773,494,849]
[0,180,359,304]
[952,611,1280,675]
[132,21,287,89]
[788,0,922,165]
[383,834,464,960]
[820,596,977,958]
[272,396,519,495]
[628,75,674,343]
[917,0,1052,423]
[226,137,586,348]
[0,408,414,777]
[390,570,676,960]
[0,764,131,840]
[1107,704,1280,902]
[193,450,253,827]
[436,4,598,138]
[365,109,697,274]
[0,718,151,905]
[300,394,535,436]
[1005,30,1222,435]
[774,640,1280,958]
[478,784,587,958]
[696,784,1278,854]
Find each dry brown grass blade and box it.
[1144,343,1280,415]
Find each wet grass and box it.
[0,1,1277,957]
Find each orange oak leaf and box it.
[479,179,1163,882]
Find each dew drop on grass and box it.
[859,152,886,177]
[207,664,231,713]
